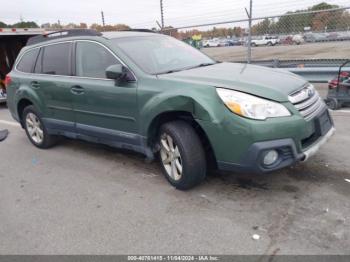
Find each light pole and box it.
[160,0,164,30]
[246,0,253,63]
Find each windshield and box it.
[111,35,215,75]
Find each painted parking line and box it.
[335,110,350,113]
[0,120,20,127]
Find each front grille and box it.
[288,84,326,121]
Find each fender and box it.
[139,89,221,137]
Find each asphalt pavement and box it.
[0,100,350,255]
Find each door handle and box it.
[71,85,85,95]
[31,81,40,89]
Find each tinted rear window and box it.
[42,43,71,75]
[16,48,39,73]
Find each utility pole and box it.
[101,11,106,27]
[245,0,253,63]
[160,0,164,30]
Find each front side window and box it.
[75,42,120,79]
[42,42,72,75]
[16,48,40,73]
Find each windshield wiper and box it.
[157,69,184,75]
[184,62,216,70]
[156,62,216,75]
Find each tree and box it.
[162,26,179,38]
[90,23,130,32]
[252,2,347,34]
[11,21,39,28]
[252,18,271,35]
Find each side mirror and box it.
[106,64,126,81]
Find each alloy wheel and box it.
[160,133,183,181]
[26,113,44,144]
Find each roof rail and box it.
[123,29,157,33]
[26,29,102,46]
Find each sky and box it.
[1,0,349,30]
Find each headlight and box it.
[216,88,291,120]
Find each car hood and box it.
[158,62,308,102]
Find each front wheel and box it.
[158,120,206,190]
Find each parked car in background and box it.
[304,32,328,43]
[218,39,229,47]
[279,35,293,45]
[227,38,241,46]
[305,31,350,43]
[203,39,220,47]
[337,31,350,41]
[292,34,305,45]
[326,32,339,42]
[251,36,279,46]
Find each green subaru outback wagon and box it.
[6,29,335,189]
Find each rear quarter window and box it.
[16,48,40,73]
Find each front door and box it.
[71,41,139,146]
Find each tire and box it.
[326,98,339,110]
[158,120,206,190]
[251,43,256,47]
[22,105,57,149]
[267,41,273,46]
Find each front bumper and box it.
[217,125,335,173]
[300,126,335,162]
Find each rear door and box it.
[33,42,76,134]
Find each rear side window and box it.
[75,41,119,79]
[42,43,72,75]
[16,48,39,73]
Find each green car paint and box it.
[6,32,334,174]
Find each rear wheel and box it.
[22,105,57,148]
[158,120,206,190]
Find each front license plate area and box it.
[314,110,332,136]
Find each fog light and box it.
[263,150,279,166]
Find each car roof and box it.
[102,31,160,39]
[25,29,161,49]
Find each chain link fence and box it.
[160,1,350,67]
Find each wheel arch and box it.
[147,110,218,169]
[17,98,34,127]
[15,88,44,127]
